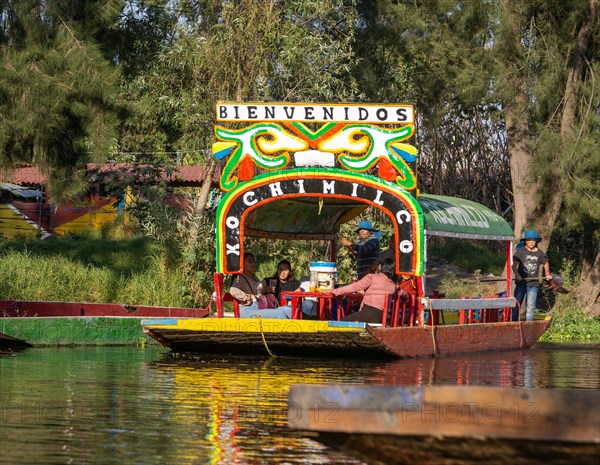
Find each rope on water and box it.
[258,318,277,358]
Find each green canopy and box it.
[244,197,366,238]
[418,194,514,241]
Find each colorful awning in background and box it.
[0,182,43,200]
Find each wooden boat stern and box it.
[368,317,552,358]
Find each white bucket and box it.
[310,261,337,291]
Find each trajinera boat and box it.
[142,101,551,358]
[0,301,208,348]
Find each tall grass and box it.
[0,234,155,275]
[0,237,205,307]
[427,237,505,275]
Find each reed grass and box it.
[427,238,505,275]
[540,260,600,342]
[0,237,204,307]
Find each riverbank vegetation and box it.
[0,235,205,308]
[1,230,598,342]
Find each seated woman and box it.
[264,259,317,318]
[329,258,408,323]
[229,253,294,319]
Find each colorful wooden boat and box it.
[288,384,600,465]
[0,300,208,347]
[140,101,552,358]
[142,316,551,358]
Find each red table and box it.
[280,291,363,320]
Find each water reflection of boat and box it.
[288,384,600,465]
[147,350,598,464]
[147,355,378,465]
[365,346,557,387]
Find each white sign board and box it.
[216,102,414,124]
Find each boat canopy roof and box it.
[243,196,364,239]
[214,168,425,275]
[239,183,366,239]
[0,182,43,200]
[418,194,514,241]
[225,190,513,241]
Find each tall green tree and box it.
[0,1,123,203]
[354,1,599,312]
[121,0,361,206]
[354,1,509,213]
[497,0,599,313]
[110,1,180,159]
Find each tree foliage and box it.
[0,1,123,202]
[497,0,599,236]
[118,0,361,158]
[1,0,598,311]
[354,0,509,215]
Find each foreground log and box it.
[288,385,600,465]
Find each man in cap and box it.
[512,229,553,321]
[340,220,381,279]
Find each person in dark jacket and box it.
[230,253,295,318]
[340,220,381,279]
[263,259,301,300]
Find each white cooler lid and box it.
[310,261,336,271]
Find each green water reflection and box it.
[0,343,598,465]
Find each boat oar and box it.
[461,275,569,293]
[460,277,542,283]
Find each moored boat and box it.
[287,384,600,465]
[142,101,553,359]
[0,300,208,347]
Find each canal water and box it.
[1,343,598,465]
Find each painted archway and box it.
[215,169,424,276]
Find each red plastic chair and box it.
[213,272,239,318]
[382,290,418,327]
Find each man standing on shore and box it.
[512,229,552,321]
